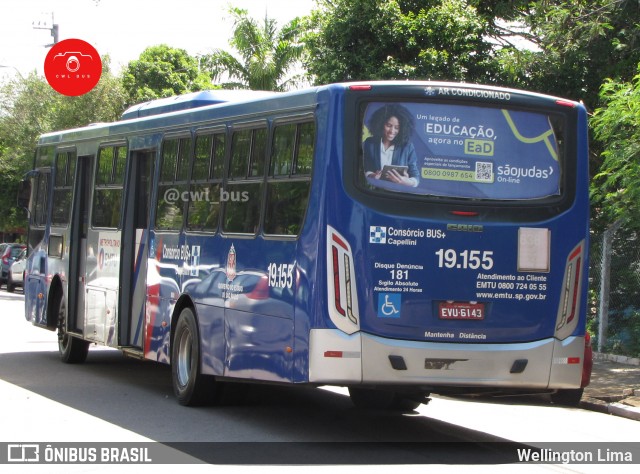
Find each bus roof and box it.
[120,90,279,120]
[37,86,320,146]
[36,82,582,148]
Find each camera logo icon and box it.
[52,52,94,73]
[44,38,102,96]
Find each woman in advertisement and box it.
[363,104,420,188]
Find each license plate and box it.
[438,301,485,320]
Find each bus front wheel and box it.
[171,307,217,406]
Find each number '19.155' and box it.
[435,249,494,270]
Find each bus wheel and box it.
[55,292,89,364]
[171,307,217,406]
[550,388,584,406]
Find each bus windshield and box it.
[359,101,563,200]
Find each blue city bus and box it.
[20,82,591,408]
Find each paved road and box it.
[1,289,638,473]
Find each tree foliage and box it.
[0,58,126,234]
[302,0,495,84]
[302,0,640,108]
[203,8,304,91]
[590,68,640,230]
[488,0,640,108]
[121,44,212,105]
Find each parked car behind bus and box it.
[7,247,27,292]
[1,243,26,291]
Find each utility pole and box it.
[32,13,59,47]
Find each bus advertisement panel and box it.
[361,102,561,200]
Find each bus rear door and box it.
[119,150,155,350]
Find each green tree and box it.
[302,0,495,84]
[122,45,212,105]
[0,57,126,235]
[590,67,640,229]
[486,0,640,108]
[203,8,304,91]
[484,1,640,235]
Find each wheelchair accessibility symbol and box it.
[378,293,401,318]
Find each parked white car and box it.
[6,248,26,292]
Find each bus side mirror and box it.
[17,179,31,210]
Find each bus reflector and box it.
[553,357,581,364]
[324,350,360,358]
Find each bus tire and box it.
[54,291,90,364]
[171,307,217,406]
[550,388,584,406]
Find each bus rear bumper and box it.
[309,329,585,389]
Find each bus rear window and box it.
[359,102,563,200]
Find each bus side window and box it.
[51,150,76,226]
[33,173,48,227]
[31,147,54,228]
[186,132,224,233]
[264,121,315,237]
[223,127,265,235]
[155,136,191,231]
[92,146,126,229]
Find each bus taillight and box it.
[581,331,593,387]
[556,99,576,108]
[555,242,584,340]
[326,226,360,335]
[348,84,372,91]
[450,210,479,217]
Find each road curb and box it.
[608,402,640,421]
[581,396,640,421]
[593,352,640,366]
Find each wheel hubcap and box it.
[176,329,193,388]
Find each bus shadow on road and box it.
[0,348,530,464]
[437,392,557,408]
